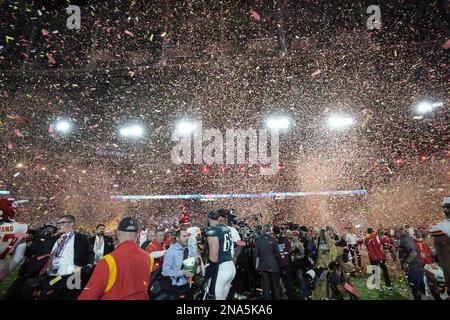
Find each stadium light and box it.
[175,120,196,135]
[415,100,443,115]
[327,114,355,129]
[55,119,72,133]
[265,116,291,130]
[119,124,145,138]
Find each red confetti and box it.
[3,89,8,98]
[7,142,13,150]
[442,39,450,50]
[42,29,50,36]
[89,124,99,129]
[124,30,134,36]
[14,129,24,137]
[47,53,56,64]
[249,9,261,21]
[48,124,55,133]
[311,69,321,77]
[14,115,25,124]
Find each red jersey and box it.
[414,239,433,265]
[357,233,388,262]
[145,241,165,271]
[78,240,153,300]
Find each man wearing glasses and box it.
[37,215,94,300]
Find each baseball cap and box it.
[45,221,57,229]
[207,211,220,221]
[118,217,139,232]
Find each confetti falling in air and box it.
[442,39,450,49]
[249,9,261,21]
[311,69,321,77]
[13,128,24,137]
[0,1,447,232]
[47,53,56,64]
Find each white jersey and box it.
[429,220,450,238]
[229,226,241,257]
[0,221,28,280]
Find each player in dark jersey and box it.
[203,210,236,300]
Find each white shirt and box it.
[345,233,357,245]
[186,226,200,256]
[229,226,241,256]
[139,230,147,247]
[50,232,75,276]
[93,235,105,264]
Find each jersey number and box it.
[223,234,232,252]
[0,234,18,260]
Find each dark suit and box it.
[89,235,115,257]
[254,233,281,300]
[37,232,94,300]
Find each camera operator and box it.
[217,209,243,261]
[232,223,253,299]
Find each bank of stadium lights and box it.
[414,100,444,118]
[265,116,291,130]
[55,119,72,133]
[175,120,196,135]
[119,124,145,138]
[327,114,355,130]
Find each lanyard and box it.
[54,232,74,258]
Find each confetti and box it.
[441,39,450,50]
[249,9,261,21]
[14,128,24,137]
[47,53,56,64]
[311,69,321,77]
[14,115,25,124]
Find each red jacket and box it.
[78,240,152,300]
[357,233,388,262]
[414,239,433,265]
[145,241,165,271]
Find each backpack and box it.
[148,267,174,300]
[311,270,333,300]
